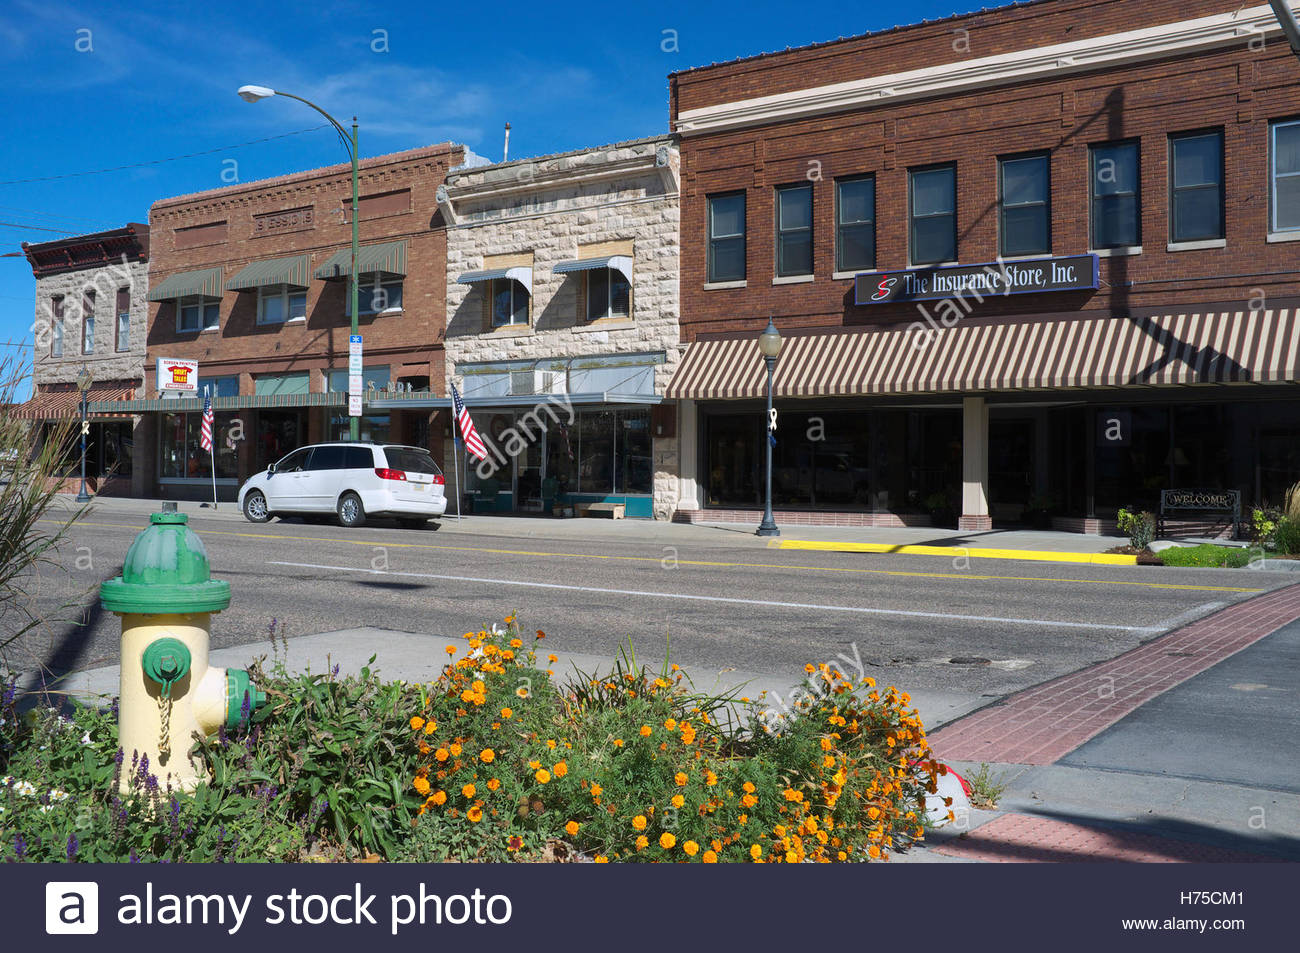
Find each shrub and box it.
[1157,544,1252,569]
[1116,507,1156,549]
[1253,507,1280,546]
[1273,516,1300,556]
[1285,481,1300,522]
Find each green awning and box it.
[314,240,408,280]
[226,255,311,292]
[147,267,223,302]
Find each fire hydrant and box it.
[100,512,264,792]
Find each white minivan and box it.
[238,442,447,528]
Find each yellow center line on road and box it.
[44,517,1262,594]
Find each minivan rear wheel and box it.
[242,490,270,523]
[337,492,366,528]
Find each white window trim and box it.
[584,267,633,323]
[489,277,530,328]
[773,274,815,285]
[1271,118,1300,235]
[51,303,64,357]
[1090,245,1144,257]
[176,296,220,333]
[1088,141,1141,252]
[833,269,876,281]
[775,183,814,279]
[1167,238,1226,252]
[1266,231,1300,243]
[82,312,94,355]
[703,280,747,290]
[116,308,130,352]
[257,285,308,325]
[998,153,1051,260]
[347,275,405,317]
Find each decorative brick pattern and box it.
[929,583,1300,765]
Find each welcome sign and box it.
[855,254,1098,306]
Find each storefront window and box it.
[577,411,615,495]
[329,413,390,444]
[159,411,239,480]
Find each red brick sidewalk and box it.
[933,814,1282,863]
[929,582,1300,765]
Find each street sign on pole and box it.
[348,334,362,418]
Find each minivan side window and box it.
[344,447,373,469]
[308,446,346,470]
[277,448,310,472]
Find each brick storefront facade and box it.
[666,0,1300,532]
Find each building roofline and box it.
[22,223,150,277]
[444,133,675,181]
[151,141,462,211]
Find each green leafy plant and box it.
[1116,507,1156,549]
[964,763,1008,809]
[1157,544,1253,568]
[1272,516,1300,556]
[1253,507,1280,546]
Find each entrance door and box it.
[989,417,1035,520]
[256,411,307,472]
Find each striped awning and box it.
[457,266,533,295]
[666,310,1300,400]
[226,255,311,292]
[314,240,408,280]
[15,383,137,420]
[553,255,633,283]
[87,392,346,414]
[147,268,223,302]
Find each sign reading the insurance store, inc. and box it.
[855,254,1098,306]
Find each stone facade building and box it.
[666,0,1300,533]
[98,143,467,501]
[439,135,682,519]
[21,225,150,496]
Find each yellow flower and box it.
[409,716,425,731]
[515,686,530,699]
[631,815,647,831]
[674,772,688,787]
[413,777,430,796]
[639,725,652,737]
[423,721,437,735]
[445,645,457,656]
[740,794,758,808]
[613,738,624,748]
[509,638,522,649]
[547,654,558,663]
[635,835,649,850]
[590,783,603,797]
[553,761,568,778]
[702,850,718,863]
[670,794,685,809]
[785,850,798,863]
[430,790,447,805]
[783,788,803,802]
[535,769,551,784]
[659,832,676,850]
[750,844,762,860]
[594,856,609,863]
[467,806,483,823]
[487,778,500,792]
[449,743,463,757]
[742,781,755,794]
[663,718,677,730]
[500,707,513,719]
[461,783,476,799]
[683,840,699,857]
[565,821,580,837]
[868,845,881,859]
[480,749,496,763]
[705,770,718,786]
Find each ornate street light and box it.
[237,85,362,440]
[756,318,783,537]
[75,364,93,503]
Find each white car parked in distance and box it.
[238,442,447,528]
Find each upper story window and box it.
[1169,130,1224,243]
[490,278,529,327]
[115,287,130,352]
[909,164,957,266]
[775,183,813,277]
[707,191,746,283]
[999,153,1050,257]
[258,285,308,325]
[1271,119,1300,234]
[346,275,404,316]
[585,268,631,322]
[177,296,220,333]
[81,290,95,354]
[50,296,64,357]
[835,175,875,273]
[1090,140,1141,249]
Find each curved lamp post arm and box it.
[269,91,356,159]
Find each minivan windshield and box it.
[383,447,442,475]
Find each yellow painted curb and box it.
[772,539,1139,565]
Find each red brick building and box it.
[107,142,465,501]
[666,0,1300,532]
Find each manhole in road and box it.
[948,656,992,665]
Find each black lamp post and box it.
[75,364,93,503]
[756,318,782,537]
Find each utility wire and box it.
[0,124,331,186]
[0,222,77,234]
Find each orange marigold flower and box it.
[445,645,457,656]
[535,769,551,784]
[631,815,648,831]
[462,783,476,799]
[500,707,513,719]
[515,686,530,699]
[682,840,699,857]
[783,788,803,802]
[702,850,718,863]
[670,794,685,809]
[639,725,652,737]
[750,844,762,860]
[535,630,545,639]
[590,783,603,797]
[467,806,483,823]
[868,845,882,859]
[431,790,447,805]
[659,832,676,850]
[594,856,609,863]
[553,761,568,778]
[674,772,688,786]
[509,638,523,649]
[612,739,624,747]
[565,821,580,837]
[423,721,437,735]
[740,794,758,808]
[663,718,677,730]
[413,777,431,796]
[705,770,718,786]
[480,749,496,763]
[635,835,649,850]
[409,716,425,731]
[449,743,463,757]
[742,781,755,793]
[487,778,500,792]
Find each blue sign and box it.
[350,334,362,344]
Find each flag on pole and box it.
[199,390,214,453]
[450,382,487,462]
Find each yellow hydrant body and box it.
[101,513,264,793]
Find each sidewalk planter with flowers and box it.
[0,618,943,862]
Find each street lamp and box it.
[75,364,93,503]
[237,85,361,441]
[756,318,783,537]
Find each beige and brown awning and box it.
[666,309,1300,400]
[15,382,137,420]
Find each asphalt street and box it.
[13,502,1291,721]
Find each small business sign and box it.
[156,358,199,393]
[348,334,363,417]
[855,254,1098,306]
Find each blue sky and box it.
[0,0,987,389]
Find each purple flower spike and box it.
[66,835,79,861]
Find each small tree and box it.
[0,351,93,675]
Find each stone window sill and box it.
[1267,231,1300,244]
[1090,246,1143,258]
[773,274,814,285]
[703,280,746,290]
[833,269,875,281]
[1167,239,1226,252]
[485,323,533,337]
[576,320,635,333]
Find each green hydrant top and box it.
[100,512,231,615]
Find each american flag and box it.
[199,389,214,453]
[450,382,487,462]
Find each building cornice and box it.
[674,3,1291,136]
